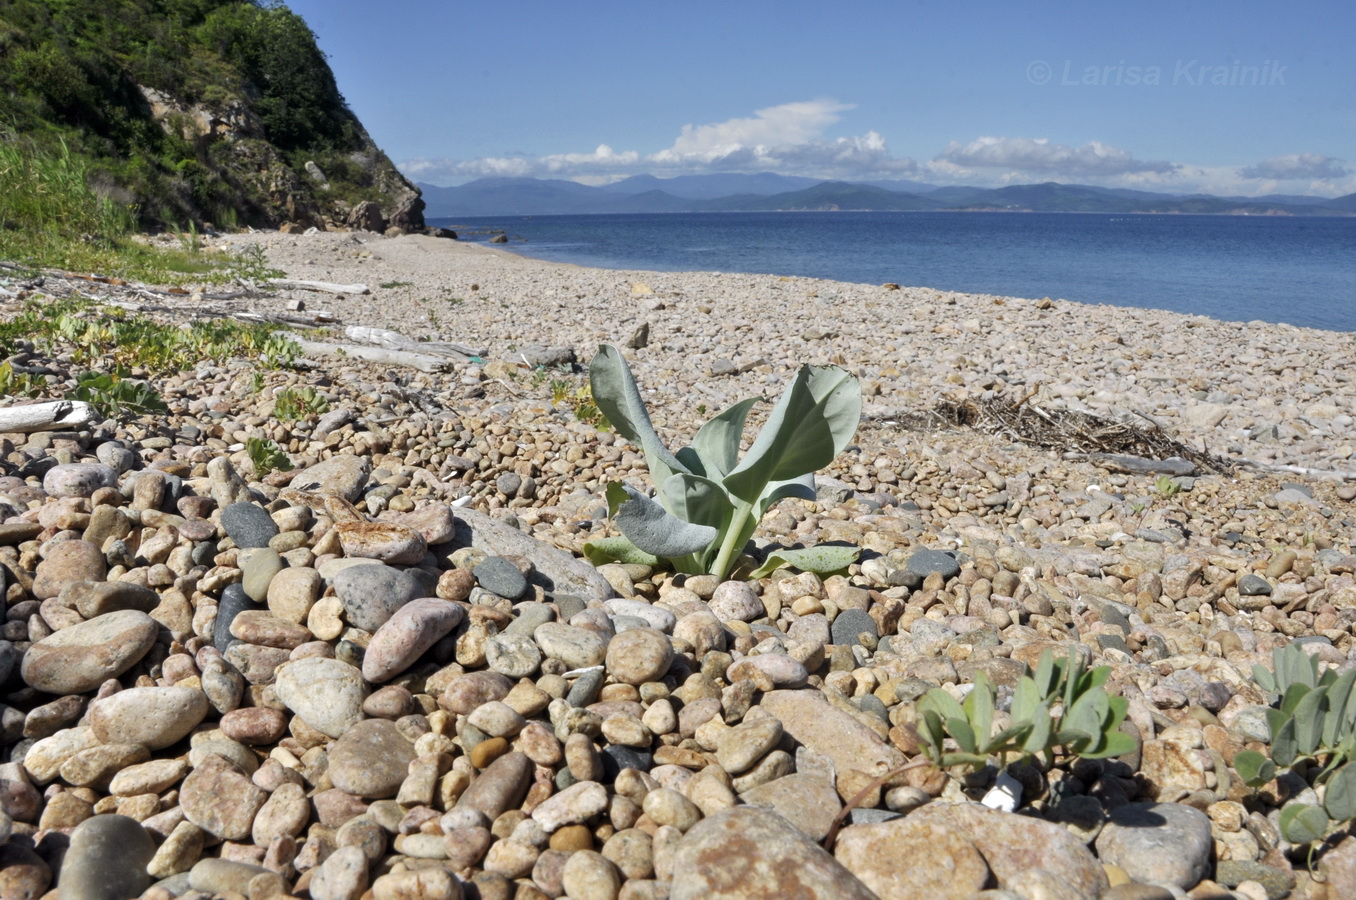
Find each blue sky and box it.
[285,0,1355,196]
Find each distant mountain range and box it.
[418,173,1356,218]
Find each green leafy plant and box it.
[549,378,572,405]
[583,343,862,580]
[246,437,293,476]
[1153,474,1182,498]
[1238,643,1356,863]
[917,648,1135,771]
[380,280,413,289]
[273,386,328,420]
[0,362,46,398]
[66,371,168,420]
[227,244,284,283]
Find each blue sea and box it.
[429,212,1356,332]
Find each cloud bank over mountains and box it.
[401,99,1354,197]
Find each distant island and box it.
[420,173,1356,218]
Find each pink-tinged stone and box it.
[43,463,118,499]
[32,540,106,600]
[21,610,159,694]
[362,597,465,683]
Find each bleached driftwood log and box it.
[267,278,369,295]
[345,326,485,360]
[275,333,453,373]
[1235,458,1356,482]
[0,400,99,433]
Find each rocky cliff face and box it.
[137,83,424,232]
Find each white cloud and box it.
[1238,153,1349,181]
[400,106,1356,197]
[402,144,640,181]
[403,100,919,183]
[662,100,852,159]
[934,136,1176,177]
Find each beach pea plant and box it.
[1234,643,1356,862]
[917,648,1135,771]
[583,344,861,580]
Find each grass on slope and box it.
[0,134,232,282]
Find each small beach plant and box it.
[245,437,293,476]
[584,343,861,580]
[1235,643,1356,867]
[917,648,1135,771]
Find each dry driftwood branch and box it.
[232,310,336,328]
[268,278,369,295]
[1234,459,1356,482]
[344,326,486,360]
[0,400,99,433]
[274,333,454,373]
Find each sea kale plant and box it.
[1235,643,1356,860]
[584,344,862,580]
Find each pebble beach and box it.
[2,227,1356,900]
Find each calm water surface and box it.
[430,212,1356,332]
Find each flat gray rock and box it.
[221,501,279,549]
[57,814,154,900]
[328,718,416,799]
[288,454,370,501]
[455,507,614,604]
[759,689,904,778]
[332,564,422,632]
[1095,801,1213,889]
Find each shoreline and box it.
[423,211,1356,334]
[220,228,1356,480]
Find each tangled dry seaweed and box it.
[880,390,1235,475]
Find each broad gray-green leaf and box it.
[1233,749,1276,787]
[677,396,761,480]
[1293,685,1328,756]
[614,484,716,559]
[1325,763,1356,822]
[589,345,689,487]
[919,709,946,757]
[1081,730,1137,760]
[582,536,661,567]
[1279,803,1329,845]
[1270,714,1299,767]
[1325,670,1356,748]
[1011,676,1041,723]
[1022,703,1052,754]
[747,544,860,579]
[947,717,977,754]
[755,473,818,518]
[1034,651,1058,699]
[661,472,736,534]
[965,675,995,751]
[605,481,631,518]
[919,688,966,724]
[722,364,861,505]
